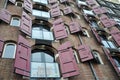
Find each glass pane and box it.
[108,41,116,48]
[33,0,48,4]
[44,53,54,62]
[102,40,110,48]
[11,18,20,26]
[3,44,15,58]
[32,52,42,62]
[83,9,94,16]
[90,21,98,27]
[41,11,50,18]
[43,32,53,40]
[32,28,43,39]
[32,10,42,17]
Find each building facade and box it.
[0,0,120,80]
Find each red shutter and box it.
[100,14,109,20]
[64,7,73,15]
[48,0,57,4]
[53,18,63,25]
[0,38,4,56]
[20,11,32,36]
[9,0,16,4]
[92,7,107,15]
[53,23,68,40]
[51,3,59,9]
[14,35,31,76]
[51,7,61,18]
[86,0,96,6]
[69,22,81,33]
[0,9,11,24]
[101,7,107,14]
[110,28,120,34]
[77,45,94,62]
[58,41,72,51]
[91,28,101,43]
[109,19,117,27]
[60,0,68,3]
[111,33,120,47]
[59,48,79,78]
[92,7,101,15]
[102,48,120,76]
[24,0,32,13]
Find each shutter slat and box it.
[9,0,16,4]
[0,9,11,24]
[77,45,94,62]
[14,35,31,76]
[69,22,81,33]
[24,0,32,13]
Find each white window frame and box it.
[10,17,20,27]
[73,50,80,63]
[15,1,23,7]
[2,43,16,58]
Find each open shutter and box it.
[64,7,73,15]
[109,19,117,27]
[69,22,81,33]
[111,33,120,47]
[14,35,31,76]
[53,23,68,40]
[110,28,120,34]
[24,0,32,13]
[102,48,120,76]
[53,18,63,25]
[92,7,107,15]
[51,7,61,18]
[48,0,57,4]
[86,0,96,6]
[9,0,16,4]
[59,48,79,78]
[0,38,4,57]
[20,11,32,36]
[91,28,101,43]
[77,45,94,62]
[0,9,11,24]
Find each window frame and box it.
[10,17,21,27]
[15,1,23,7]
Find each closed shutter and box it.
[91,28,101,43]
[109,19,117,27]
[24,0,32,13]
[69,22,81,33]
[51,7,61,18]
[100,14,109,20]
[59,48,79,78]
[48,0,57,4]
[51,3,59,9]
[102,48,120,76]
[64,7,73,15]
[0,9,11,24]
[92,7,107,15]
[53,23,68,40]
[53,18,63,25]
[111,33,120,47]
[0,38,4,56]
[14,35,31,76]
[86,0,96,6]
[9,0,16,4]
[77,45,94,62]
[20,11,32,36]
[110,28,120,34]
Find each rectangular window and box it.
[33,0,48,4]
[102,40,116,48]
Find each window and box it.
[31,50,60,79]
[16,1,23,7]
[10,17,20,27]
[32,9,50,18]
[83,9,95,16]
[102,40,116,49]
[32,24,54,40]
[2,43,16,58]
[76,14,81,19]
[106,7,115,14]
[92,51,104,64]
[33,0,48,5]
[113,56,120,70]
[82,29,90,37]
[113,17,120,25]
[90,20,99,28]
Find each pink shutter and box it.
[103,48,120,76]
[60,0,68,3]
[86,0,96,6]
[53,18,63,25]
[110,28,120,34]
[69,22,81,33]
[53,23,68,40]
[24,0,32,13]
[51,3,59,9]
[64,7,73,15]
[59,48,79,78]
[9,0,16,4]
[48,0,57,4]
[20,11,32,36]
[14,35,31,76]
[91,28,101,43]
[112,33,120,47]
[109,19,117,27]
[92,7,101,15]
[0,38,4,56]
[0,9,11,24]
[100,14,109,20]
[77,45,94,62]
[92,7,107,15]
[51,7,61,18]
[101,7,107,14]
[58,41,72,51]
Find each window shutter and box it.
[77,45,94,62]
[109,19,117,27]
[53,23,68,40]
[20,11,32,36]
[51,7,61,18]
[92,7,107,15]
[100,14,109,20]
[59,48,79,78]
[86,0,96,6]
[101,7,107,14]
[9,0,16,4]
[69,22,81,33]
[110,28,120,34]
[64,7,73,15]
[24,0,32,13]
[0,38,4,56]
[48,0,57,4]
[51,3,59,9]
[60,0,68,3]
[53,18,63,25]
[111,33,120,47]
[0,9,11,24]
[91,28,101,43]
[14,35,31,76]
[103,48,120,76]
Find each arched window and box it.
[2,43,16,58]
[113,56,120,70]
[32,24,54,40]
[82,28,90,37]
[10,17,20,27]
[15,1,23,7]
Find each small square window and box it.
[10,17,20,27]
[16,2,23,7]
